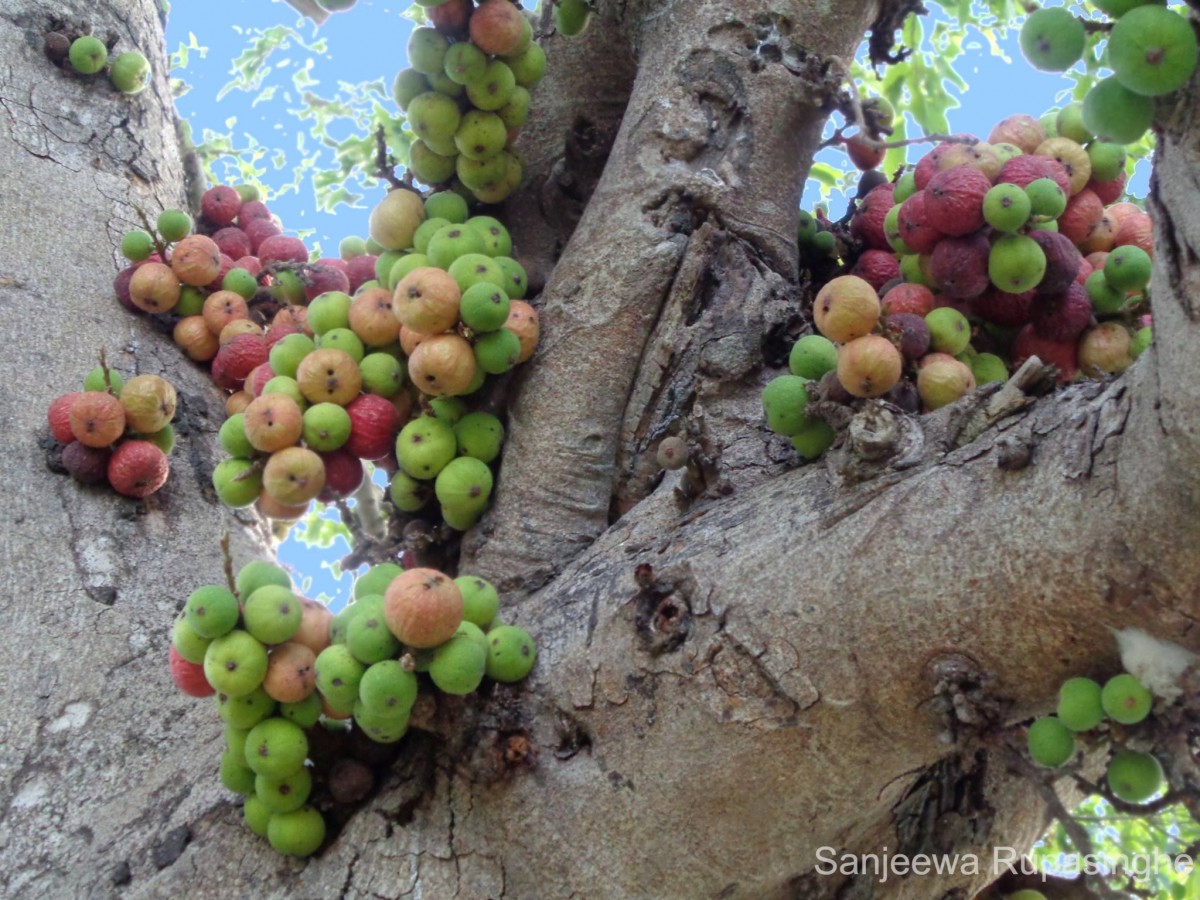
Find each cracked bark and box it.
[3,0,1200,898]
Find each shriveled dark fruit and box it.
[656,436,688,470]
[44,31,70,65]
[1029,230,1083,295]
[929,232,992,299]
[884,379,921,414]
[883,313,931,361]
[328,759,374,804]
[61,441,112,485]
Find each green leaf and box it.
[292,511,352,550]
[809,163,840,188]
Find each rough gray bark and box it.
[0,2,273,895]
[2,0,1199,898]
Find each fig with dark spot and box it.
[62,441,112,485]
[970,287,1035,327]
[883,313,931,361]
[850,249,901,291]
[929,232,991,299]
[656,436,688,470]
[1031,283,1094,342]
[1029,230,1083,295]
[896,191,942,255]
[848,183,895,251]
[924,166,991,237]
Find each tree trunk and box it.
[2,0,1199,898]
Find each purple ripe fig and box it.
[883,313,931,361]
[929,233,992,299]
[1031,283,1094,342]
[61,441,112,485]
[1029,230,1083,295]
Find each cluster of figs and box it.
[169,558,537,857]
[1027,670,1166,806]
[110,158,537,530]
[767,100,1156,458]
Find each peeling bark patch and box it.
[694,621,820,728]
[654,50,746,173]
[86,585,117,605]
[614,223,798,515]
[892,751,994,858]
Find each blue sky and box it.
[163,1,1147,605]
[167,1,1142,250]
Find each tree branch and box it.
[464,0,880,588]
